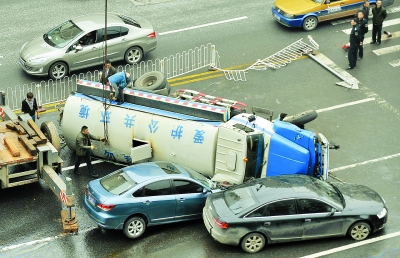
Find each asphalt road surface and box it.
[1,0,400,257]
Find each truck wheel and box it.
[41,121,61,152]
[123,216,146,239]
[283,110,318,126]
[134,71,167,91]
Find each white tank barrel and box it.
[62,94,220,177]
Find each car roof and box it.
[123,162,190,183]
[71,13,124,31]
[241,175,323,202]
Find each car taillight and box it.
[97,204,117,211]
[84,185,88,195]
[147,31,156,38]
[214,218,229,229]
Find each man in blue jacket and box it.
[107,71,132,105]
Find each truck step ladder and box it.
[173,89,247,111]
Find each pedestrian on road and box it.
[357,11,369,60]
[21,92,40,121]
[73,125,105,178]
[99,59,117,84]
[347,19,361,70]
[370,0,387,45]
[356,0,370,20]
[107,71,132,105]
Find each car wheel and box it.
[240,233,266,253]
[283,110,318,126]
[302,16,318,31]
[49,62,68,80]
[40,121,61,152]
[348,222,371,241]
[133,71,167,90]
[123,216,146,239]
[125,46,143,65]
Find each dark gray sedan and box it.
[203,175,388,253]
[19,13,156,80]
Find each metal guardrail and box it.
[0,43,220,111]
[211,37,320,82]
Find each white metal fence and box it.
[1,43,220,111]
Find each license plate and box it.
[275,14,280,21]
[88,194,96,207]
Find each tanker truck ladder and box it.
[172,89,247,112]
[76,80,231,122]
[210,37,320,82]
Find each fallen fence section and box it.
[211,37,320,82]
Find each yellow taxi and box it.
[271,0,393,31]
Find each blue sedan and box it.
[83,161,221,238]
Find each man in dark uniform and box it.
[347,19,361,70]
[356,11,369,60]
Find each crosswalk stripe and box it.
[362,31,400,44]
[342,18,400,34]
[389,59,400,67]
[373,44,400,55]
[331,6,400,25]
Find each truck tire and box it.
[134,71,167,91]
[41,121,61,152]
[283,110,318,126]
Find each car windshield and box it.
[310,177,343,207]
[224,187,258,214]
[100,169,137,195]
[183,166,217,189]
[44,20,83,48]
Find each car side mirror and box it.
[328,207,336,216]
[202,188,209,195]
[75,45,83,52]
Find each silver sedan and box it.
[19,13,157,80]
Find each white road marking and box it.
[331,6,400,25]
[0,227,96,252]
[158,16,248,35]
[316,98,375,113]
[342,18,400,34]
[61,159,104,171]
[299,231,400,258]
[363,30,400,43]
[389,59,400,67]
[373,44,400,55]
[330,152,400,172]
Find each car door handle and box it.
[122,38,127,42]
[177,198,185,202]
[305,219,311,223]
[264,222,271,226]
[142,200,151,205]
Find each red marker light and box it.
[97,204,117,211]
[147,31,156,38]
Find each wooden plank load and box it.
[19,135,38,156]
[4,137,20,157]
[27,119,47,144]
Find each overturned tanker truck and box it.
[61,72,330,184]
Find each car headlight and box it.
[283,13,295,18]
[29,57,49,64]
[377,208,387,219]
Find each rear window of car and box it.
[117,14,141,28]
[100,169,137,195]
[224,187,258,214]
